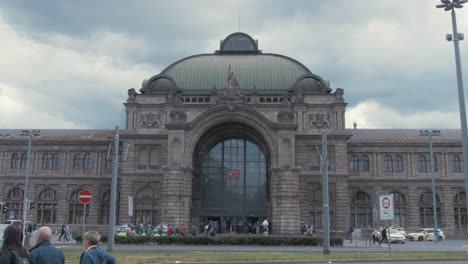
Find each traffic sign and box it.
[379,194,394,220]
[79,189,92,204]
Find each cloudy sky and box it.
[0,0,467,129]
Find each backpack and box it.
[9,250,30,264]
[91,250,107,264]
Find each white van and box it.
[2,220,22,226]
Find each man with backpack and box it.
[80,230,115,264]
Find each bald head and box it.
[35,226,52,243]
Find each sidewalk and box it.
[342,238,388,248]
[28,231,77,247]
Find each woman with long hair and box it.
[0,224,32,264]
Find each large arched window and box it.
[73,154,82,170]
[134,186,159,226]
[83,153,92,170]
[10,153,18,169]
[384,155,393,172]
[350,155,359,172]
[37,188,57,224]
[419,191,441,227]
[452,155,462,173]
[417,155,427,172]
[359,155,369,172]
[350,191,372,228]
[430,155,438,172]
[20,153,27,169]
[69,189,90,224]
[42,153,51,169]
[51,153,59,170]
[394,155,404,172]
[309,188,334,229]
[100,190,120,225]
[454,192,467,230]
[392,192,407,227]
[6,187,23,220]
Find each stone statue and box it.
[224,65,241,99]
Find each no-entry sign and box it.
[79,189,92,204]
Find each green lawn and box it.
[61,249,468,263]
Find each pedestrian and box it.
[29,226,65,264]
[180,224,185,236]
[0,224,33,263]
[58,223,67,241]
[80,230,115,264]
[348,225,354,243]
[379,227,388,246]
[191,225,197,236]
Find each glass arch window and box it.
[134,186,158,226]
[6,187,23,220]
[42,153,51,169]
[350,191,372,228]
[10,153,18,169]
[392,192,407,227]
[384,155,393,172]
[350,155,359,172]
[51,153,59,170]
[83,153,92,170]
[419,191,441,227]
[37,188,57,224]
[454,192,467,230]
[430,155,438,172]
[452,155,462,172]
[394,155,404,172]
[73,154,82,170]
[20,153,27,169]
[309,189,334,228]
[69,189,90,224]
[200,138,267,218]
[417,155,427,172]
[100,190,120,225]
[359,155,369,172]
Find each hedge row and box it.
[75,235,343,246]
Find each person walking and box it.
[379,227,388,246]
[58,223,67,242]
[348,225,354,243]
[29,226,65,264]
[0,224,33,264]
[80,230,115,264]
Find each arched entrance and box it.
[192,123,270,234]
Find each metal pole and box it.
[82,203,86,251]
[21,131,32,246]
[107,126,120,252]
[428,132,439,241]
[322,132,330,255]
[450,8,468,239]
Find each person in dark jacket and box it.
[29,226,65,264]
[80,230,115,264]
[0,224,32,264]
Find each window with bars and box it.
[417,155,427,172]
[384,155,393,172]
[37,188,57,224]
[6,187,23,220]
[350,191,372,228]
[452,155,462,173]
[10,153,18,169]
[419,191,441,227]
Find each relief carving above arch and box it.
[139,112,161,128]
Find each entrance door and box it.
[199,138,267,222]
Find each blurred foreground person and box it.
[80,230,115,264]
[30,226,65,264]
[0,224,32,264]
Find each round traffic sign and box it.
[382,197,391,209]
[79,189,92,204]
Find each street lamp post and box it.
[20,129,40,246]
[436,0,468,236]
[420,129,441,241]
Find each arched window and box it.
[454,192,467,230]
[42,153,51,169]
[10,153,18,169]
[350,191,372,228]
[69,189,90,224]
[6,187,23,220]
[350,155,359,172]
[73,154,82,170]
[134,186,159,226]
[417,155,427,172]
[452,155,462,173]
[359,155,369,172]
[100,190,120,225]
[384,155,393,172]
[394,155,404,172]
[392,192,407,227]
[309,189,334,229]
[51,153,59,170]
[430,155,438,172]
[83,153,92,170]
[37,188,57,224]
[20,153,27,169]
[419,191,441,227]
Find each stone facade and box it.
[0,32,466,237]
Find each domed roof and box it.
[141,32,331,95]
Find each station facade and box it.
[0,33,466,236]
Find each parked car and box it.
[406,228,445,241]
[115,225,129,237]
[390,226,406,237]
[387,229,406,244]
[0,224,10,244]
[151,225,168,236]
[2,220,22,226]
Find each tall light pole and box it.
[420,129,441,240]
[107,126,120,252]
[20,129,40,246]
[436,0,468,236]
[321,132,330,255]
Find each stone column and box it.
[334,176,350,232]
[270,166,300,235]
[161,166,192,227]
[407,186,420,229]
